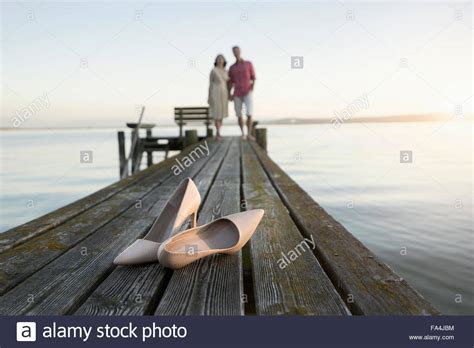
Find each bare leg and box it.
[246,115,255,140]
[238,116,245,138]
[215,119,222,140]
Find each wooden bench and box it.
[120,107,215,176]
[120,121,205,176]
[0,137,439,315]
[174,107,212,138]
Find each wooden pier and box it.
[0,137,438,315]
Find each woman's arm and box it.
[227,81,234,101]
[227,69,234,101]
[208,70,214,104]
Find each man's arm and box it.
[249,62,256,91]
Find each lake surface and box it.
[0,121,472,314]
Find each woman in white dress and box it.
[208,54,229,141]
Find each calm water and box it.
[0,121,472,314]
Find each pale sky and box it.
[1,1,472,127]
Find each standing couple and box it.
[208,46,256,141]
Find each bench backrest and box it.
[174,107,210,123]
[174,107,211,137]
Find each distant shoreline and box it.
[1,114,472,130]
[259,114,458,125]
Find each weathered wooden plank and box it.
[0,139,217,295]
[249,142,439,315]
[155,138,243,315]
[241,141,349,315]
[0,140,224,315]
[0,157,160,253]
[73,139,232,316]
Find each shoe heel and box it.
[191,210,198,228]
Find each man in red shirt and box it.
[228,46,256,140]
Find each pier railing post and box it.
[251,121,259,137]
[117,131,128,177]
[130,129,145,175]
[130,128,138,173]
[255,128,267,152]
[146,129,153,167]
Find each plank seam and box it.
[247,142,354,314]
[239,139,257,315]
[68,140,229,315]
[149,139,234,315]
[202,139,240,315]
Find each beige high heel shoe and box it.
[157,209,264,269]
[113,178,201,265]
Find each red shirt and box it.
[229,60,256,97]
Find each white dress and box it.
[208,67,229,120]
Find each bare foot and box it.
[216,135,222,141]
[241,135,247,141]
[247,135,256,141]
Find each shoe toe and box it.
[223,209,264,245]
[226,209,264,230]
[113,239,161,265]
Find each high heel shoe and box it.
[157,209,264,269]
[113,178,201,265]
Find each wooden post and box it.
[179,109,183,138]
[255,128,267,152]
[117,131,127,177]
[184,129,198,148]
[146,129,153,167]
[132,146,143,174]
[206,108,213,137]
[122,106,146,179]
[131,128,139,173]
[207,126,214,138]
[251,121,259,137]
